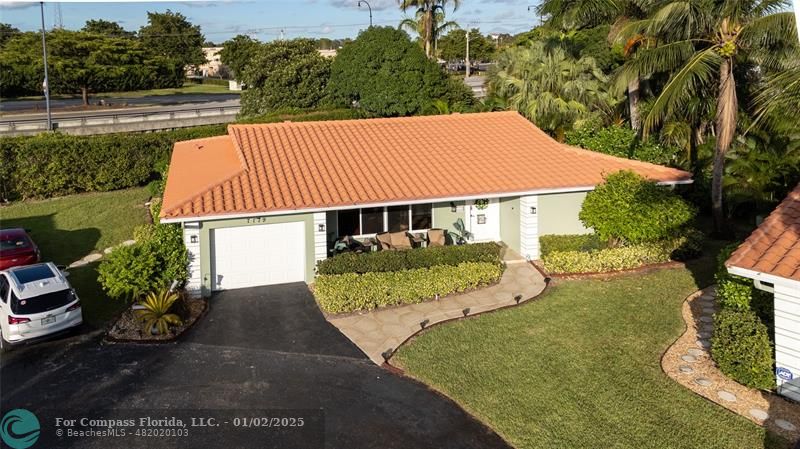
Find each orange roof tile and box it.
[160,111,692,221]
[726,183,800,282]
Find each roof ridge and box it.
[226,110,520,130]
[227,126,251,172]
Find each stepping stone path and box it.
[687,348,705,357]
[749,409,770,421]
[694,378,713,387]
[717,390,737,402]
[699,316,714,323]
[701,307,715,315]
[67,240,137,269]
[681,355,697,363]
[679,365,693,374]
[696,339,711,349]
[697,331,712,339]
[700,324,714,332]
[775,419,797,432]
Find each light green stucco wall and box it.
[499,196,521,253]
[198,213,315,297]
[537,191,591,235]
[432,201,464,232]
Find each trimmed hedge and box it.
[541,233,702,274]
[539,234,606,258]
[711,309,775,390]
[314,262,503,314]
[316,242,502,275]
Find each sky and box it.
[0,0,543,42]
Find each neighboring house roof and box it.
[160,111,692,221]
[726,183,800,282]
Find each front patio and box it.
[327,249,547,364]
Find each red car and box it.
[0,228,41,270]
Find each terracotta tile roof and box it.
[726,183,800,282]
[160,111,692,220]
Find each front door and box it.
[466,198,500,242]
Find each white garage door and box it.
[211,222,306,291]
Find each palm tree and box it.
[398,0,460,58]
[399,8,458,57]
[614,0,797,234]
[539,0,648,130]
[490,41,617,141]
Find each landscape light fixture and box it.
[381,348,393,362]
[514,294,523,304]
[358,1,373,28]
[462,308,470,317]
[420,319,430,330]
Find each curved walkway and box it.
[663,286,800,443]
[328,257,547,365]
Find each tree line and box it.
[0,10,205,104]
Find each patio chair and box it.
[376,232,394,250]
[427,228,446,247]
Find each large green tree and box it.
[139,10,205,69]
[399,0,460,58]
[82,19,135,38]
[219,34,261,81]
[239,39,331,116]
[614,0,797,234]
[438,28,495,63]
[0,23,21,46]
[490,41,617,140]
[328,26,473,117]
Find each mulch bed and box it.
[105,296,207,343]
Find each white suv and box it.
[0,263,82,351]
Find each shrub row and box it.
[541,232,702,274]
[316,242,502,275]
[314,262,503,314]
[711,243,775,389]
[539,234,606,258]
[98,223,188,301]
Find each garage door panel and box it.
[211,222,306,291]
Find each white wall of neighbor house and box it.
[183,223,202,297]
[519,195,540,260]
[774,282,800,402]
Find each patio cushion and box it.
[376,232,393,250]
[427,228,446,247]
[390,231,412,250]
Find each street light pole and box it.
[40,1,52,131]
[358,1,372,28]
[465,29,470,78]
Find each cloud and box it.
[0,1,39,10]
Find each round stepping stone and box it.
[749,409,769,421]
[122,239,136,246]
[697,331,712,339]
[717,390,737,402]
[701,324,714,332]
[696,339,711,349]
[687,348,705,357]
[775,419,796,431]
[700,294,715,300]
[701,307,715,315]
[699,316,714,323]
[681,354,697,363]
[694,378,713,387]
[83,253,103,263]
[679,365,694,374]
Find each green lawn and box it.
[4,83,235,102]
[394,259,789,448]
[0,188,151,327]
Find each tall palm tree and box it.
[615,0,797,234]
[490,41,617,141]
[398,0,460,58]
[399,8,458,57]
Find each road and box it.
[0,93,240,114]
[0,98,241,125]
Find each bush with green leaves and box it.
[542,242,672,274]
[539,234,606,257]
[315,262,503,313]
[579,170,696,245]
[711,309,775,390]
[135,288,183,335]
[565,125,678,166]
[714,241,774,322]
[316,242,502,275]
[98,223,188,301]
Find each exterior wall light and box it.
[190,235,198,244]
[450,202,457,213]
[530,206,537,214]
[318,223,326,232]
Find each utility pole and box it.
[40,1,52,131]
[358,1,372,28]
[465,29,470,78]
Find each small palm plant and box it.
[134,289,183,336]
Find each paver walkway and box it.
[327,251,547,365]
[663,286,800,444]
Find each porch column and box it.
[313,212,328,269]
[519,195,540,260]
[183,222,202,297]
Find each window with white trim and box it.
[336,204,433,237]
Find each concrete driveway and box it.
[0,284,509,449]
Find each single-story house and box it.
[159,111,691,296]
[726,183,800,402]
